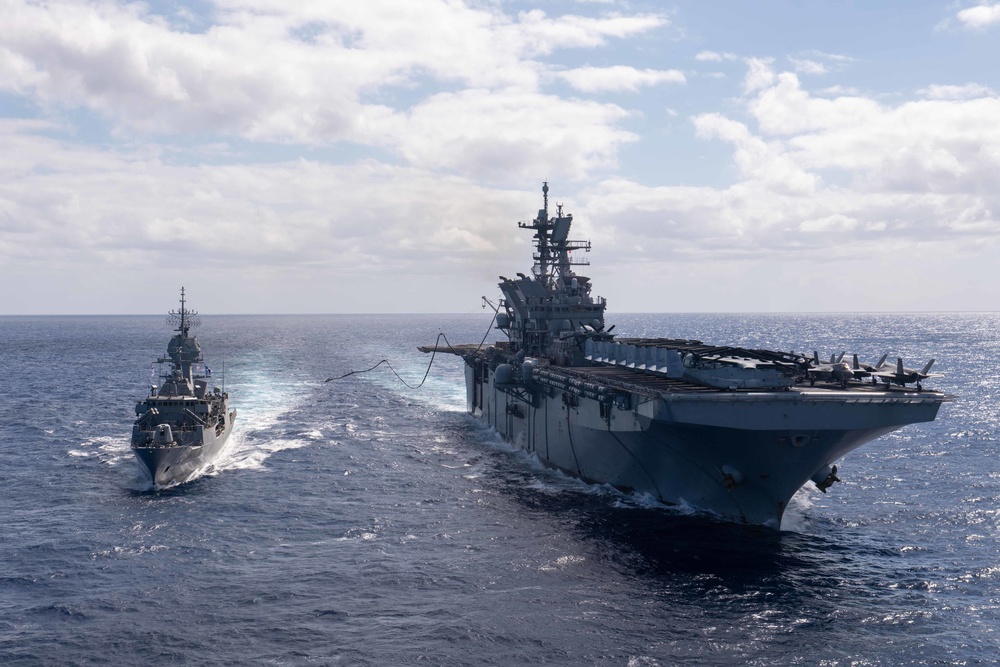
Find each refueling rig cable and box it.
[324,310,497,389]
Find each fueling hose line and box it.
[324,311,497,389]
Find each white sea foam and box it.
[212,377,318,474]
[780,486,817,533]
[626,658,661,667]
[71,435,132,467]
[218,430,314,472]
[611,490,676,512]
[539,554,586,571]
[91,543,170,560]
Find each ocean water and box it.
[0,312,997,666]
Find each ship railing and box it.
[659,392,947,404]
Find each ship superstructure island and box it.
[131,288,236,487]
[423,183,949,527]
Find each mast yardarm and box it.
[167,286,201,335]
[517,181,591,291]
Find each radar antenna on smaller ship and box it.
[167,286,201,335]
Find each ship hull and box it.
[131,414,235,487]
[468,363,943,527]
[431,184,948,528]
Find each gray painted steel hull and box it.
[132,418,235,487]
[469,364,943,527]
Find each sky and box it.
[1,0,999,315]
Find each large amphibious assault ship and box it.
[131,289,236,487]
[424,184,949,527]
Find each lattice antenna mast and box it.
[517,182,590,291]
[167,286,201,336]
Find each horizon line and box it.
[2,310,998,317]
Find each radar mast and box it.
[517,182,591,292]
[168,286,201,337]
[163,287,204,384]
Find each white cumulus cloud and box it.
[380,88,637,181]
[957,3,1000,29]
[790,58,828,75]
[0,0,666,182]
[571,59,1000,310]
[743,57,776,93]
[695,50,737,62]
[558,65,686,93]
[919,83,995,100]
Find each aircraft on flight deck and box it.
[871,357,942,391]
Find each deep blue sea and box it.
[1,312,997,666]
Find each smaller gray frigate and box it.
[131,288,236,487]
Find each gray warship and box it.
[424,183,949,527]
[131,288,236,487]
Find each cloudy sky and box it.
[2,0,999,314]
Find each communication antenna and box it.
[166,286,201,334]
